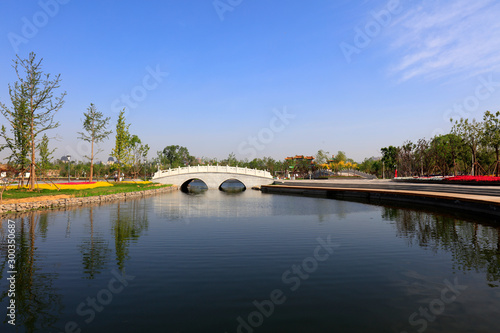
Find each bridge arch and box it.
[180,178,208,193]
[219,178,246,192]
[152,165,274,190]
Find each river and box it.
[1,190,499,332]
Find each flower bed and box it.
[394,175,500,185]
[445,176,500,182]
[10,181,114,190]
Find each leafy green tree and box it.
[262,156,277,174]
[129,135,149,178]
[223,152,238,166]
[37,133,56,174]
[451,118,484,175]
[359,157,382,177]
[92,162,107,180]
[78,103,112,182]
[155,150,170,169]
[381,146,398,178]
[111,109,131,181]
[429,135,455,176]
[161,145,195,168]
[483,111,500,176]
[315,149,330,165]
[332,151,346,163]
[0,89,31,185]
[1,52,65,190]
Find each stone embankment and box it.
[0,186,177,214]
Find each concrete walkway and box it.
[275,179,500,197]
[263,179,500,215]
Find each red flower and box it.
[446,176,500,182]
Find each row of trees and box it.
[14,53,485,183]
[0,53,152,187]
[371,111,500,178]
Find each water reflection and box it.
[1,193,500,332]
[78,207,111,279]
[219,179,246,193]
[151,189,368,222]
[112,200,149,271]
[181,179,208,194]
[383,207,500,287]
[0,214,62,332]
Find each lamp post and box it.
[67,155,71,183]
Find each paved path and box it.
[265,180,500,214]
[274,179,500,197]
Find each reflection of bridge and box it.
[152,165,274,190]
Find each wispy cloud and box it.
[388,0,500,81]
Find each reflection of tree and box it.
[0,214,62,331]
[112,200,149,271]
[37,214,49,239]
[383,208,500,287]
[79,207,111,279]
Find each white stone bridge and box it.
[152,165,274,190]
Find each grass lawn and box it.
[1,182,172,202]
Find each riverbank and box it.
[0,184,177,214]
[262,179,500,217]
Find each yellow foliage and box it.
[9,181,114,190]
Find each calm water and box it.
[1,190,500,333]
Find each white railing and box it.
[152,165,273,179]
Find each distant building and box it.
[107,157,116,165]
[285,155,315,164]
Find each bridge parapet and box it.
[152,165,272,180]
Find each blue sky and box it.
[1,0,500,163]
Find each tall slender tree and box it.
[78,103,112,182]
[111,109,131,182]
[37,133,56,175]
[451,118,484,176]
[129,135,149,179]
[1,52,65,190]
[483,111,500,176]
[0,89,31,185]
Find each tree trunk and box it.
[90,138,94,182]
[496,147,499,177]
[30,112,36,191]
[29,81,36,191]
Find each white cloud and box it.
[388,0,500,81]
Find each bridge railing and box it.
[152,165,273,179]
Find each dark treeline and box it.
[359,110,500,178]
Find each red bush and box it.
[446,176,500,182]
